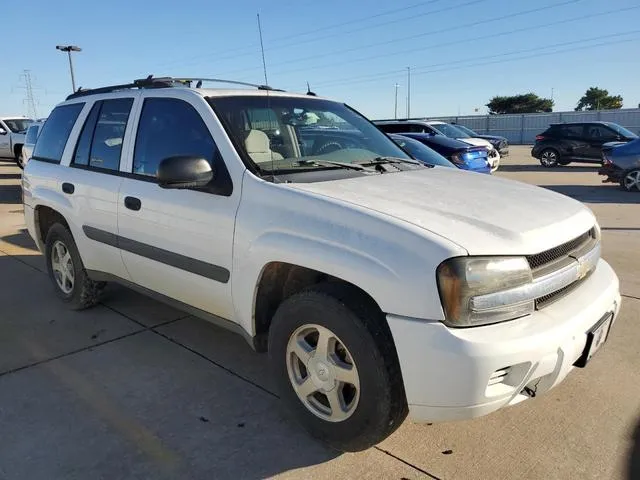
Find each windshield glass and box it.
[209,96,411,174]
[430,123,470,138]
[3,118,33,133]
[389,135,454,168]
[452,124,478,136]
[607,123,638,139]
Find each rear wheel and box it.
[539,148,560,167]
[14,145,24,169]
[621,169,640,192]
[268,282,407,451]
[45,223,105,309]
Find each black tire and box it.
[539,148,560,168]
[620,168,640,192]
[268,282,408,452]
[45,223,105,309]
[14,145,24,169]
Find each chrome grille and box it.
[534,277,587,309]
[527,228,596,271]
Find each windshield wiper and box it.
[297,159,377,172]
[357,156,425,166]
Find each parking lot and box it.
[0,146,638,480]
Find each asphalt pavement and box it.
[0,148,638,480]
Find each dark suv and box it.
[531,121,637,167]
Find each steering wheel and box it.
[314,140,343,155]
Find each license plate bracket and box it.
[574,312,613,368]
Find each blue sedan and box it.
[599,138,640,192]
[391,133,491,174]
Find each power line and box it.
[156,0,484,70]
[280,4,640,89]
[247,0,589,79]
[312,34,640,90]
[209,0,495,75]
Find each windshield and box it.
[430,123,471,139]
[209,96,412,174]
[3,118,33,133]
[389,135,454,168]
[452,124,478,136]
[606,123,638,139]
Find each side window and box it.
[561,125,583,138]
[73,102,101,166]
[32,103,84,163]
[587,125,617,140]
[74,98,133,171]
[133,98,216,177]
[25,125,40,144]
[378,124,403,134]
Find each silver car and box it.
[20,120,46,168]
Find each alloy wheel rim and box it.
[286,324,360,422]
[541,151,557,166]
[51,240,75,294]
[624,171,640,191]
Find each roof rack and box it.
[66,75,283,100]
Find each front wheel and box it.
[539,148,560,168]
[268,283,407,452]
[621,169,640,192]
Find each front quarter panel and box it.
[232,172,466,335]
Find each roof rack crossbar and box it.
[65,75,284,100]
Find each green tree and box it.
[486,93,554,114]
[575,87,623,111]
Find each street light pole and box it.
[56,45,82,92]
[394,83,399,119]
[406,67,411,118]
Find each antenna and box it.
[306,82,316,96]
[257,13,269,86]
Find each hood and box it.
[477,134,507,142]
[459,137,493,149]
[288,168,595,256]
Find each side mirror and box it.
[157,156,214,189]
[0,127,7,135]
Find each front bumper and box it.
[598,164,624,183]
[387,259,620,423]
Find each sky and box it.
[2,0,640,120]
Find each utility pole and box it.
[406,67,411,118]
[56,45,81,92]
[19,70,38,119]
[394,83,399,119]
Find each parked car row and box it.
[375,119,501,172]
[531,121,639,192]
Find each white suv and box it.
[22,76,621,451]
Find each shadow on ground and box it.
[499,164,599,173]
[541,184,640,204]
[0,183,22,204]
[2,228,38,250]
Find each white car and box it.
[20,119,46,168]
[375,119,501,172]
[0,116,33,167]
[23,76,620,451]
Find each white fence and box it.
[412,109,640,145]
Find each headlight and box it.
[449,153,464,166]
[437,256,533,327]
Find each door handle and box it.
[124,196,141,211]
[62,182,75,194]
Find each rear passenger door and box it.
[63,96,137,279]
[584,124,619,159]
[116,93,240,320]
